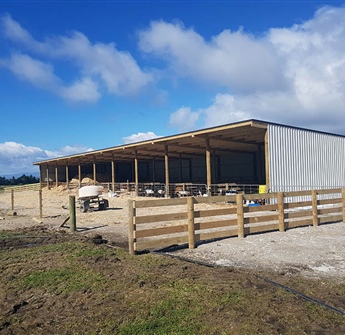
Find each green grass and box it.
[118,298,202,335]
[17,267,104,294]
[0,231,26,238]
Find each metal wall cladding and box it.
[268,125,345,194]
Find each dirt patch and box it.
[170,222,345,279]
[0,189,130,248]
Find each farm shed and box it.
[33,119,345,196]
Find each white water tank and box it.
[78,185,103,198]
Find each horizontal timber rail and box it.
[1,183,41,192]
[128,188,345,254]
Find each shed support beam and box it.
[66,165,69,189]
[134,150,139,197]
[39,165,43,189]
[55,165,58,188]
[93,158,97,184]
[111,154,115,193]
[165,145,170,198]
[78,161,81,187]
[46,165,50,190]
[212,150,217,184]
[206,138,211,196]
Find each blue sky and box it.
[1,0,345,176]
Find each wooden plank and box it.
[319,215,342,224]
[318,207,342,215]
[285,201,312,209]
[286,219,313,229]
[195,219,238,230]
[317,188,342,195]
[135,198,186,208]
[284,190,312,197]
[135,235,189,250]
[285,210,312,219]
[244,223,279,235]
[135,224,188,238]
[198,229,238,241]
[244,214,278,224]
[194,207,237,218]
[244,204,277,212]
[135,212,187,224]
[243,193,278,201]
[194,195,236,204]
[319,198,342,205]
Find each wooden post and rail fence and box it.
[128,188,345,255]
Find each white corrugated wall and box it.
[268,125,345,193]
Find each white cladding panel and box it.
[268,125,345,193]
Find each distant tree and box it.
[0,176,9,185]
[0,174,39,186]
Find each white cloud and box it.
[139,21,284,93]
[59,77,100,102]
[5,53,59,89]
[122,132,160,144]
[2,53,100,102]
[168,106,199,131]
[1,13,35,46]
[44,145,94,159]
[150,6,345,134]
[0,14,152,101]
[0,142,93,176]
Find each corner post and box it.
[128,200,136,255]
[187,197,195,249]
[312,189,318,227]
[236,193,244,238]
[39,189,43,219]
[277,192,285,232]
[11,189,14,211]
[69,196,76,232]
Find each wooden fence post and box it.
[236,194,244,238]
[312,189,319,227]
[39,190,43,219]
[11,189,14,211]
[342,188,345,223]
[277,192,285,232]
[187,197,195,249]
[128,200,135,255]
[69,196,76,232]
